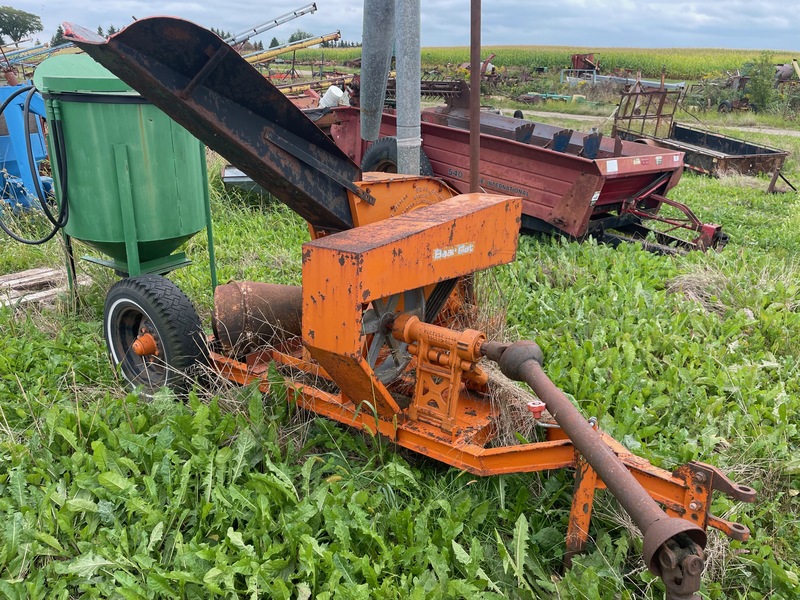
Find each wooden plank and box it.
[0,267,90,308]
[0,267,53,286]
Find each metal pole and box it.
[469,0,481,192]
[394,0,421,175]
[361,0,395,142]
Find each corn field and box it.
[296,46,799,80]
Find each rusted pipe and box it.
[3,67,19,86]
[482,340,707,600]
[212,282,303,354]
[469,0,481,193]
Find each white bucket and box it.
[319,85,344,108]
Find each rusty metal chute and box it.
[64,19,362,232]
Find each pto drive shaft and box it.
[481,340,707,600]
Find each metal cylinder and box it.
[33,53,208,267]
[212,281,303,354]
[360,0,395,141]
[394,0,421,174]
[482,340,707,596]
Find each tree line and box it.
[272,29,361,49]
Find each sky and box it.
[13,0,799,51]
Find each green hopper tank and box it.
[33,53,212,276]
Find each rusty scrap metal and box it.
[469,0,481,194]
[571,53,599,71]
[614,84,792,192]
[384,77,468,104]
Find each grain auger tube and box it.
[66,17,755,597]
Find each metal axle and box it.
[482,340,707,600]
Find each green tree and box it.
[269,36,280,48]
[50,24,65,47]
[746,51,778,112]
[0,6,43,45]
[107,24,117,35]
[288,29,312,43]
[96,25,104,36]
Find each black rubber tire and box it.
[361,136,434,176]
[717,100,733,113]
[104,274,206,394]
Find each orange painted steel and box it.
[395,314,489,431]
[201,171,755,598]
[132,333,158,357]
[566,456,599,566]
[208,342,753,543]
[71,18,753,596]
[301,192,520,420]
[203,174,753,558]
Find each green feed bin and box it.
[33,54,215,278]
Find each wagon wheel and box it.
[360,288,425,384]
[361,136,435,176]
[104,274,206,395]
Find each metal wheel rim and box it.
[106,297,170,389]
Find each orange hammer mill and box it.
[67,18,755,600]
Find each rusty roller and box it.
[212,281,303,354]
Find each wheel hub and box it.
[132,331,159,357]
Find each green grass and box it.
[1,132,800,599]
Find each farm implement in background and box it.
[325,95,727,253]
[775,59,800,86]
[64,16,754,600]
[559,53,686,91]
[225,89,727,252]
[614,83,794,193]
[242,31,341,67]
[384,76,469,106]
[223,3,317,47]
[0,84,52,210]
[684,72,755,113]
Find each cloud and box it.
[13,0,799,50]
